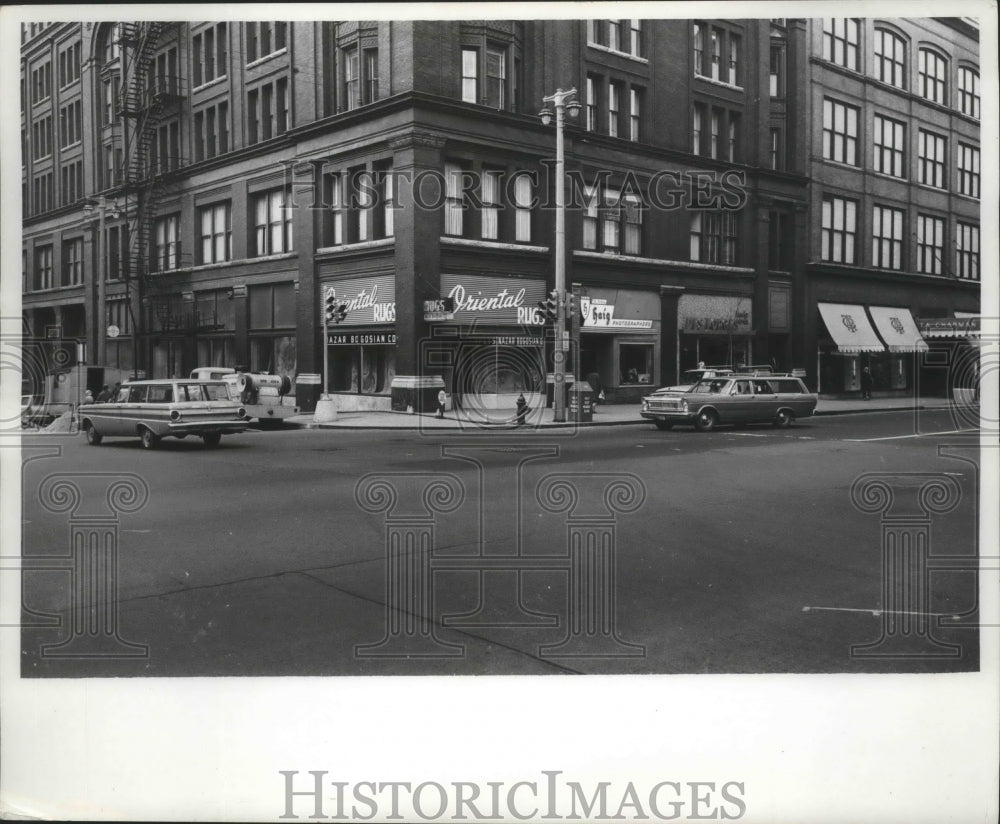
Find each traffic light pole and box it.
[322,289,330,396]
[552,98,568,423]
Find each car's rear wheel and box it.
[774,409,795,428]
[139,428,159,450]
[84,423,102,445]
[202,432,222,448]
[694,409,718,432]
[654,421,673,431]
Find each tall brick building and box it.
[19,17,980,409]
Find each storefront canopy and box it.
[867,306,929,352]
[818,303,885,353]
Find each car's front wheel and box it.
[202,432,222,448]
[84,423,103,445]
[694,409,718,432]
[654,421,673,431]
[139,428,159,450]
[774,409,795,428]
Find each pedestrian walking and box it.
[83,389,94,404]
[436,389,447,418]
[515,393,529,426]
[860,366,873,400]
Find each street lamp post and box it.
[540,88,580,422]
[83,196,122,367]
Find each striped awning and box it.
[818,303,885,353]
[868,306,929,352]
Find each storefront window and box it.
[196,337,234,368]
[330,345,394,394]
[250,335,297,377]
[619,344,653,384]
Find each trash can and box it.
[568,384,594,423]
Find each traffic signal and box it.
[537,290,559,323]
[564,292,576,322]
[324,289,337,324]
[334,301,348,323]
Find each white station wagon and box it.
[79,379,249,449]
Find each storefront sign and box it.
[580,297,653,329]
[321,275,395,325]
[328,332,397,345]
[915,317,981,337]
[423,297,456,321]
[678,294,752,335]
[438,275,547,325]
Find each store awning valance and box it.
[818,303,885,353]
[868,306,929,352]
[915,314,981,339]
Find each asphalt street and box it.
[19,408,981,676]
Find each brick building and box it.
[19,17,980,410]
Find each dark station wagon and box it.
[79,379,249,449]
[641,375,817,431]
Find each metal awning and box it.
[867,306,929,352]
[817,303,885,353]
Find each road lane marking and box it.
[844,428,978,442]
[802,605,961,619]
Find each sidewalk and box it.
[285,395,962,430]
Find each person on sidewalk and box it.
[515,393,529,426]
[860,366,873,400]
[436,389,447,418]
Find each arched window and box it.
[918,47,948,104]
[873,28,906,89]
[957,65,980,118]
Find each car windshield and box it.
[689,379,731,394]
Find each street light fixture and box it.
[83,196,122,367]
[539,87,580,422]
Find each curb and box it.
[283,404,961,431]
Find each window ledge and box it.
[694,74,744,93]
[586,42,648,64]
[441,237,549,253]
[316,237,394,254]
[246,48,288,70]
[191,75,228,94]
[574,249,754,273]
[952,191,980,203]
[915,182,948,195]
[870,170,907,183]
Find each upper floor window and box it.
[587,19,643,57]
[325,164,394,245]
[608,82,622,137]
[872,204,904,270]
[103,24,121,66]
[194,100,230,160]
[253,189,294,256]
[58,41,82,88]
[153,214,180,272]
[769,45,784,97]
[821,195,857,264]
[192,23,227,88]
[59,100,82,148]
[822,18,859,70]
[693,22,741,85]
[958,66,980,118]
[583,185,643,255]
[586,75,599,131]
[63,238,84,286]
[246,22,287,63]
[822,98,858,166]
[102,76,120,125]
[955,222,979,280]
[248,78,288,143]
[31,115,52,160]
[513,173,532,243]
[918,130,946,189]
[30,62,51,104]
[34,245,54,290]
[873,28,906,89]
[629,88,642,141]
[198,201,232,264]
[689,210,736,264]
[957,143,980,198]
[918,48,947,105]
[873,114,905,178]
[460,43,509,109]
[916,214,944,275]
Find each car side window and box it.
[148,385,173,403]
[753,381,771,394]
[127,386,147,403]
